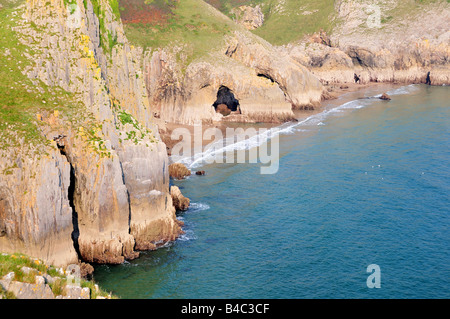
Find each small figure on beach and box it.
[426,71,431,85]
[354,73,361,84]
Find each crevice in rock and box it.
[257,73,275,83]
[225,44,238,57]
[0,190,9,237]
[351,55,363,67]
[54,135,82,260]
[68,163,81,259]
[118,161,132,231]
[212,85,241,116]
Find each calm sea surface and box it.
[94,84,449,299]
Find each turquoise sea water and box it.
[94,84,449,299]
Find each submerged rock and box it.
[380,93,391,100]
[216,104,232,116]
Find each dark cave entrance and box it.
[55,135,81,259]
[212,86,241,116]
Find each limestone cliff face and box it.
[143,31,324,125]
[0,0,182,266]
[224,32,324,110]
[281,0,450,87]
[0,147,78,268]
[144,48,299,124]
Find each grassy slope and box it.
[205,0,266,15]
[253,0,335,45]
[120,0,336,50]
[205,0,336,45]
[122,0,240,65]
[0,1,84,154]
[205,0,449,45]
[0,253,115,299]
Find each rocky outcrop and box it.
[379,93,391,101]
[231,5,264,30]
[0,256,112,299]
[170,186,190,212]
[278,1,450,88]
[0,147,78,268]
[282,42,355,84]
[3,274,57,299]
[144,49,295,124]
[224,32,324,110]
[143,29,324,125]
[281,35,449,89]
[169,163,191,180]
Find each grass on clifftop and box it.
[0,253,115,299]
[121,0,239,65]
[205,0,266,15]
[0,4,85,154]
[120,0,336,50]
[252,0,336,45]
[206,0,336,45]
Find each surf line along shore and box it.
[181,303,270,316]
[160,82,402,174]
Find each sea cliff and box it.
[0,0,449,274]
[0,0,182,268]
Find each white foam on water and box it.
[188,202,210,212]
[386,84,419,96]
[171,85,417,169]
[177,229,197,242]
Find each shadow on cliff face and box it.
[0,192,8,237]
[68,164,81,259]
[213,86,241,116]
[54,135,81,259]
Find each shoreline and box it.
[160,81,407,164]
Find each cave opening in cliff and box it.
[213,85,241,116]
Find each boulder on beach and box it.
[215,103,232,116]
[169,163,191,180]
[170,186,190,211]
[380,93,391,100]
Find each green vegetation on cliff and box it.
[0,253,115,299]
[206,0,336,45]
[0,3,82,153]
[84,0,120,51]
[131,0,449,47]
[117,0,335,60]
[120,0,238,64]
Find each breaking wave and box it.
[172,85,419,169]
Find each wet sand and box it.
[159,81,403,159]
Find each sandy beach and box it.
[159,81,404,159]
